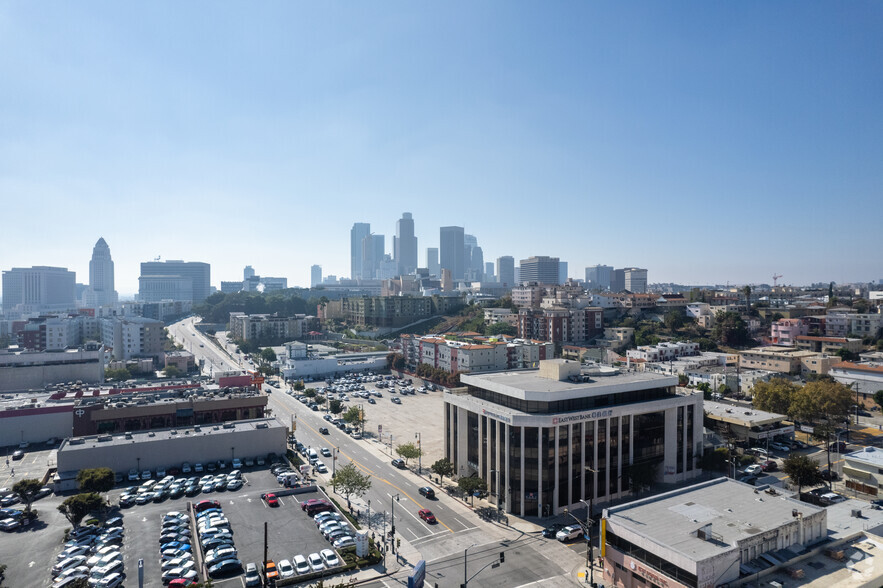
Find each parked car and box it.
[821,468,839,481]
[391,458,406,469]
[294,554,310,575]
[542,523,565,538]
[829,441,848,453]
[744,464,762,476]
[419,486,435,499]
[244,562,261,586]
[761,460,778,472]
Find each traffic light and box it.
[500,551,505,564]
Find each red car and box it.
[301,498,330,511]
[168,579,196,587]
[761,460,778,472]
[194,499,220,513]
[418,509,437,524]
[263,493,280,507]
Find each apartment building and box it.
[627,341,700,363]
[400,334,553,373]
[794,336,862,355]
[739,347,818,375]
[100,315,164,362]
[228,312,319,342]
[511,283,546,308]
[770,318,808,345]
[517,306,604,344]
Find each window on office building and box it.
[558,425,569,508]
[571,422,582,504]
[524,426,539,517]
[508,426,522,516]
[597,419,607,498]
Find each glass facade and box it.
[571,423,582,506]
[465,386,675,414]
[524,426,539,517]
[609,417,619,496]
[686,405,695,472]
[677,406,685,474]
[508,425,522,515]
[558,425,569,508]
[596,418,607,499]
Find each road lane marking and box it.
[290,403,455,534]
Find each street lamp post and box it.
[415,432,422,475]
[580,498,595,587]
[367,500,371,530]
[464,543,477,587]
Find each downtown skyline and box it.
[1,2,881,293]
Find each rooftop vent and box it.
[256,422,269,429]
[97,435,112,442]
[222,422,234,429]
[148,432,156,437]
[124,432,132,440]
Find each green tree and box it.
[751,378,800,415]
[104,368,132,381]
[329,399,343,415]
[395,442,422,465]
[12,478,44,512]
[303,388,317,399]
[486,322,517,337]
[457,477,487,505]
[330,462,372,509]
[783,454,822,495]
[76,467,115,495]
[293,380,305,391]
[431,458,454,483]
[260,347,277,363]
[664,309,686,331]
[162,365,182,378]
[742,285,752,311]
[58,493,105,529]
[874,390,883,412]
[343,406,366,430]
[711,311,750,347]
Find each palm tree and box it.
[742,285,751,311]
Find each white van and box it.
[307,449,319,465]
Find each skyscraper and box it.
[519,256,560,285]
[360,234,385,280]
[139,260,211,302]
[624,268,648,293]
[243,265,255,280]
[585,265,613,290]
[84,237,118,307]
[558,261,568,284]
[350,222,371,280]
[311,265,322,287]
[497,256,515,287]
[439,226,465,281]
[426,248,440,277]
[394,212,418,277]
[484,262,495,282]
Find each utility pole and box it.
[580,498,595,587]
[391,493,400,554]
[463,543,476,587]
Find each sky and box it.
[1,2,881,297]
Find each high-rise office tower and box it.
[426,248,440,277]
[1,266,76,313]
[585,265,613,290]
[139,260,211,302]
[624,268,648,293]
[558,261,568,284]
[439,226,465,280]
[85,237,118,307]
[485,262,495,282]
[611,269,626,292]
[243,265,255,280]
[394,212,418,277]
[497,256,515,287]
[360,234,385,280]
[350,222,371,279]
[519,256,560,284]
[311,265,322,287]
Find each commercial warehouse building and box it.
[601,478,827,588]
[445,359,704,517]
[56,417,286,490]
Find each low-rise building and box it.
[795,335,863,355]
[830,361,883,403]
[627,341,699,363]
[739,347,818,375]
[0,342,105,392]
[517,306,603,343]
[483,308,517,327]
[399,334,553,374]
[703,400,794,445]
[601,478,827,588]
[843,446,883,496]
[164,350,196,373]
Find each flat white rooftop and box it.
[703,400,787,426]
[605,478,824,562]
[845,446,883,467]
[460,369,677,401]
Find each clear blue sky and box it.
[1,2,881,296]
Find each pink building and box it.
[770,318,808,345]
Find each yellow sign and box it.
[600,519,606,557]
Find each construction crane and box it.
[772,274,782,287]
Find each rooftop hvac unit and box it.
[256,422,269,429]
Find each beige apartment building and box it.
[739,347,818,375]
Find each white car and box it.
[94,572,124,588]
[162,557,194,572]
[556,524,583,542]
[57,545,90,561]
[52,555,88,577]
[308,552,325,572]
[744,464,762,476]
[244,562,261,586]
[161,567,198,584]
[277,559,295,579]
[294,554,310,575]
[320,549,340,567]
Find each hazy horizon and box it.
[2,2,881,293]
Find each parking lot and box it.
[289,373,448,469]
[0,454,354,588]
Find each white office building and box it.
[444,359,704,518]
